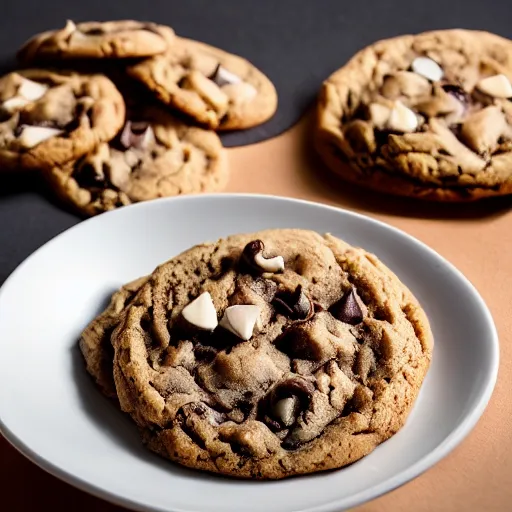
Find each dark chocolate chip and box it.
[330,288,364,325]
[193,343,218,363]
[263,414,282,432]
[271,377,315,404]
[313,303,325,313]
[73,161,106,189]
[237,399,254,419]
[240,239,283,274]
[273,285,313,321]
[241,240,264,272]
[281,437,300,450]
[442,84,469,105]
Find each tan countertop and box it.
[2,113,511,511]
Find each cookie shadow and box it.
[0,169,45,198]
[298,111,512,221]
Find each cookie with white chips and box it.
[316,30,512,201]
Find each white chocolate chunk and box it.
[212,65,242,87]
[219,305,260,340]
[388,101,418,132]
[63,19,77,34]
[181,292,218,330]
[254,252,284,273]
[2,96,30,113]
[369,103,391,129]
[17,126,63,148]
[272,396,298,427]
[411,57,444,82]
[120,121,155,150]
[222,82,258,104]
[476,74,512,98]
[18,78,48,102]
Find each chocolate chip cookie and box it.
[84,229,432,479]
[80,276,148,399]
[316,30,512,201]
[0,69,125,171]
[46,106,228,216]
[17,20,174,63]
[128,37,277,130]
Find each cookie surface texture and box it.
[0,70,125,171]
[316,30,512,201]
[105,229,432,479]
[128,37,277,130]
[17,20,174,62]
[46,106,228,216]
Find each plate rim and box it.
[0,193,500,512]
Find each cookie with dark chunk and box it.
[81,229,432,479]
[128,37,277,130]
[315,30,512,201]
[45,105,228,216]
[17,20,174,62]
[0,69,125,171]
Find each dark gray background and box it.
[1,0,512,285]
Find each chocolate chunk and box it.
[263,377,314,431]
[210,64,242,87]
[193,343,217,363]
[442,84,469,105]
[281,437,300,450]
[271,377,315,404]
[240,240,284,274]
[119,121,154,150]
[73,161,106,188]
[273,285,313,321]
[330,288,364,325]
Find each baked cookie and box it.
[0,69,124,171]
[316,30,512,201]
[46,106,228,216]
[128,37,277,130]
[17,20,174,63]
[80,277,148,399]
[104,229,432,479]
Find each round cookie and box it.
[17,20,174,63]
[128,37,277,130]
[80,276,148,399]
[316,30,512,201]
[0,69,125,171]
[46,106,228,216]
[108,229,433,479]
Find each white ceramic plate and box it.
[0,194,498,512]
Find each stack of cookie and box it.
[0,20,277,215]
[315,29,512,201]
